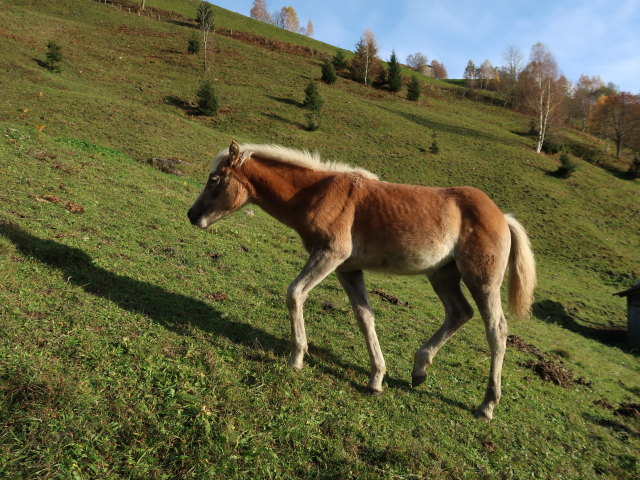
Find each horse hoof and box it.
[473,409,493,422]
[412,374,427,388]
[367,387,383,396]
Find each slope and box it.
[0,0,638,478]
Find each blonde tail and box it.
[505,214,536,320]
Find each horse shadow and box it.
[0,221,469,408]
[533,299,637,355]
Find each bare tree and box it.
[500,45,524,108]
[350,30,380,86]
[590,92,640,158]
[250,0,273,24]
[406,52,428,74]
[520,43,566,153]
[196,1,214,73]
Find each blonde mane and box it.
[212,143,378,180]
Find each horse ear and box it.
[228,140,241,168]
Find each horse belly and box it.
[342,236,456,275]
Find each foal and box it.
[188,140,536,420]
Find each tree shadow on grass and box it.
[533,299,637,355]
[377,105,508,145]
[0,220,468,410]
[261,112,299,128]
[163,95,198,115]
[267,95,300,107]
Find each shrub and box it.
[429,131,439,154]
[196,80,219,116]
[553,152,577,178]
[187,33,200,54]
[302,80,323,131]
[332,50,347,70]
[45,41,62,72]
[302,80,323,111]
[321,60,337,84]
[407,76,421,101]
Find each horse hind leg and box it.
[466,283,508,421]
[412,262,474,387]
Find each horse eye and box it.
[209,175,220,185]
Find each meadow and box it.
[0,0,638,478]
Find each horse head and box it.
[187,140,250,228]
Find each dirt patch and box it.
[615,403,640,418]
[522,359,576,387]
[507,334,546,359]
[146,157,190,176]
[370,288,409,307]
[508,335,591,388]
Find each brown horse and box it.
[188,140,536,420]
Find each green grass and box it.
[1,0,639,478]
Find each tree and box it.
[589,92,640,159]
[321,59,337,84]
[45,41,62,72]
[519,43,566,153]
[303,20,314,37]
[387,50,403,92]
[478,59,494,90]
[196,80,219,116]
[431,60,447,79]
[406,52,428,75]
[196,1,214,72]
[350,30,380,86]
[499,45,524,108]
[463,60,477,89]
[302,80,323,131]
[332,50,347,70]
[250,0,273,24]
[276,6,300,33]
[187,32,200,54]
[407,75,421,101]
[569,74,604,130]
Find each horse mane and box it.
[212,143,379,180]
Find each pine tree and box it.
[332,50,347,70]
[187,33,200,54]
[407,75,421,101]
[429,131,439,154]
[302,80,323,131]
[196,80,219,116]
[387,50,403,92]
[321,60,337,85]
[45,41,62,72]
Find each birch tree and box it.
[196,1,214,73]
[276,6,300,33]
[431,60,447,79]
[406,52,428,74]
[350,30,380,86]
[521,43,566,153]
[250,0,273,24]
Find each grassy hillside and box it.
[1,0,639,478]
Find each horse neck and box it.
[239,157,325,227]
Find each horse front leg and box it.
[337,270,386,394]
[286,247,348,369]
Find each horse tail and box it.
[505,214,536,320]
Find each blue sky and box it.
[211,0,640,93]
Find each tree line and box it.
[463,43,640,163]
[250,0,314,37]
